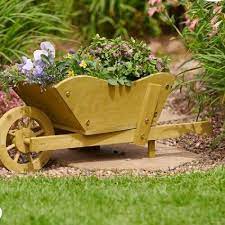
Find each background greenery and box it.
[0,0,73,66]
[71,0,162,40]
[180,0,225,109]
[0,0,182,66]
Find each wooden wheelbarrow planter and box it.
[0,73,212,172]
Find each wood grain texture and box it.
[148,140,156,158]
[15,84,83,133]
[15,73,174,135]
[28,121,212,152]
[133,83,161,145]
[55,73,175,135]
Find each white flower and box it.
[40,41,55,58]
[33,50,49,61]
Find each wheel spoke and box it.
[28,154,34,163]
[35,129,44,137]
[8,130,16,136]
[17,120,24,129]
[26,118,33,129]
[14,152,20,162]
[7,143,15,151]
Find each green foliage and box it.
[181,0,225,107]
[0,0,71,66]
[47,35,168,86]
[0,167,225,225]
[72,0,161,39]
[69,35,168,85]
[0,36,168,90]
[0,66,24,92]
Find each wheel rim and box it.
[0,106,54,172]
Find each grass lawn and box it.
[0,167,224,225]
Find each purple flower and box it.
[68,49,76,54]
[32,42,56,78]
[32,60,46,77]
[17,56,33,75]
[17,41,56,84]
[33,65,44,77]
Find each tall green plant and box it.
[180,0,225,107]
[0,0,71,65]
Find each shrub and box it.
[174,0,225,110]
[149,1,225,109]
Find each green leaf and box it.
[107,78,118,86]
[125,80,132,86]
[41,54,51,65]
[118,78,125,85]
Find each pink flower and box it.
[185,15,199,32]
[148,7,158,17]
[213,5,222,15]
[0,90,22,116]
[209,20,222,37]
[147,0,164,17]
[148,0,161,6]
[189,18,199,31]
[148,54,156,61]
[210,16,219,26]
[209,5,223,38]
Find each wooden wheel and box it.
[0,106,54,172]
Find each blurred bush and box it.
[0,0,71,66]
[71,0,163,39]
[0,90,22,116]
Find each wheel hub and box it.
[14,128,35,154]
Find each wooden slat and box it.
[133,83,161,145]
[149,121,212,140]
[29,121,212,152]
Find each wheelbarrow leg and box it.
[148,140,156,158]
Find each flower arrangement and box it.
[0,35,168,91]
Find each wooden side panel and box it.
[15,84,84,133]
[133,84,161,145]
[55,73,175,135]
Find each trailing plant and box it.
[0,36,168,91]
